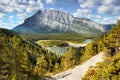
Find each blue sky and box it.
[0,0,120,29]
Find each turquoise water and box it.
[84,39,92,43]
[42,39,92,54]
[46,46,68,54]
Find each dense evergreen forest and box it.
[0,20,120,80]
[0,28,47,79]
[0,28,86,79]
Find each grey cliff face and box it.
[13,9,106,34]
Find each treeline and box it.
[21,33,95,42]
[83,20,120,79]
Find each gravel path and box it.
[52,52,105,80]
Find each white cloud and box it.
[98,5,112,14]
[78,0,120,16]
[76,0,120,24]
[95,15,102,19]
[59,8,64,11]
[103,0,120,6]
[0,20,3,23]
[0,0,44,14]
[103,17,109,22]
[45,0,56,4]
[26,7,38,13]
[73,9,92,18]
[0,0,44,29]
[78,0,85,3]
[0,23,13,29]
[98,1,120,16]
[50,8,55,10]
[17,13,27,20]
[102,17,116,24]
[116,16,120,20]
[9,16,14,19]
[29,0,36,5]
[79,0,101,8]
[0,13,5,18]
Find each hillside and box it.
[0,28,62,79]
[83,20,120,79]
[13,10,107,35]
[0,28,46,79]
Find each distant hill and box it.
[0,28,19,37]
[103,24,116,31]
[13,10,112,35]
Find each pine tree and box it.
[34,55,48,77]
[61,47,77,70]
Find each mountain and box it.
[103,24,116,31]
[13,10,108,34]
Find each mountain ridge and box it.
[13,9,111,34]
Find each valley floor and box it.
[52,52,105,80]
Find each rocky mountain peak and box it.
[13,9,109,34]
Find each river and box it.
[36,39,92,54]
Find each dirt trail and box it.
[52,52,105,80]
